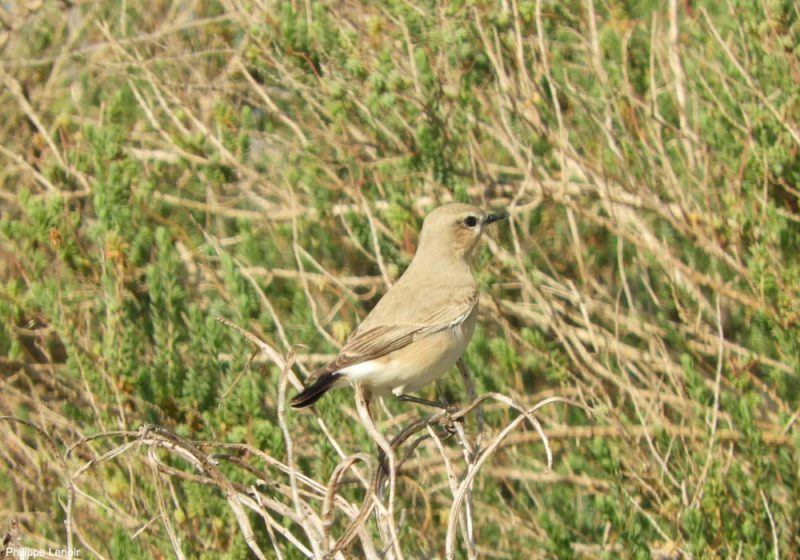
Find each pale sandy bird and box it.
[291,203,507,409]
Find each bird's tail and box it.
[290,372,343,408]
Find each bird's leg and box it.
[396,394,462,435]
[395,394,450,409]
[365,391,373,422]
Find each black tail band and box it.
[290,372,342,408]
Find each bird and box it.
[290,202,508,410]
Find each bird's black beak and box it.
[484,212,509,225]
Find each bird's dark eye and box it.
[463,216,478,227]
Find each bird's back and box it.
[353,256,477,334]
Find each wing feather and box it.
[306,290,478,383]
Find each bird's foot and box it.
[440,404,465,435]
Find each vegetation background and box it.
[1,0,799,557]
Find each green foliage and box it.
[2,0,799,558]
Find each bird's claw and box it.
[440,404,464,435]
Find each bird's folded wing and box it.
[306,291,478,382]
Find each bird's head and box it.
[417,203,508,261]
